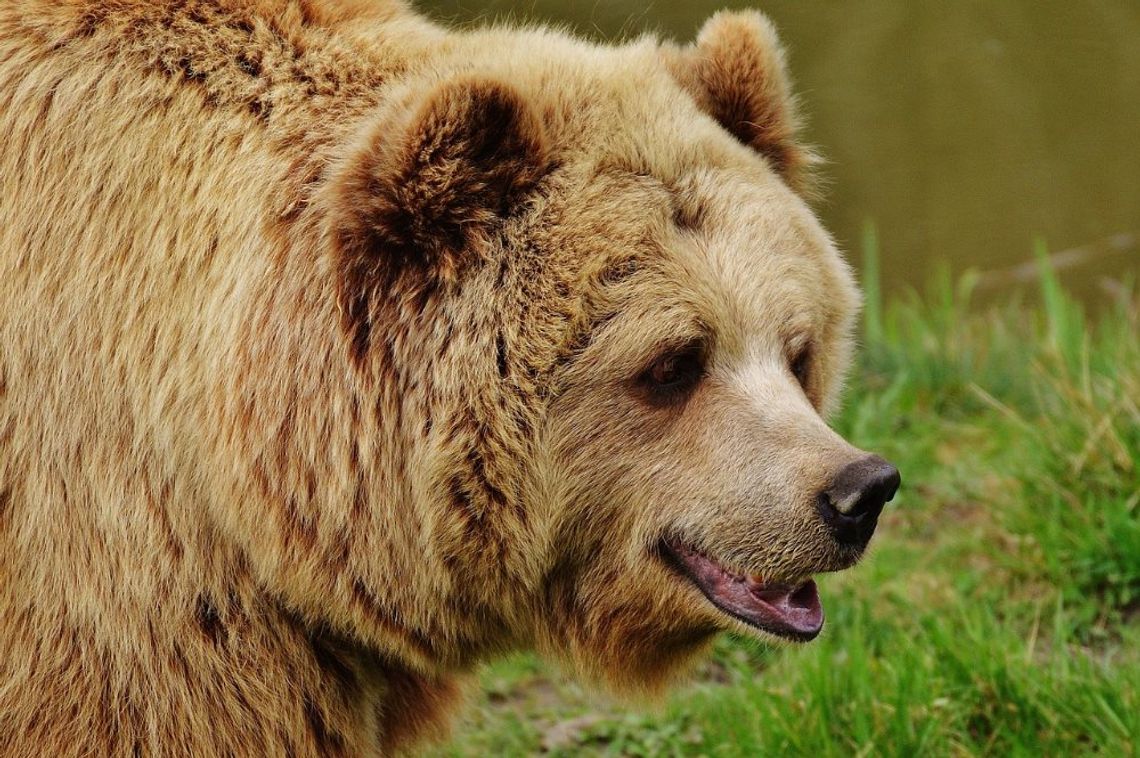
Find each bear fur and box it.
[0,1,885,754]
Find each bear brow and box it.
[670,193,706,231]
[593,161,705,230]
[559,308,621,366]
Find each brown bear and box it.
[0,1,899,754]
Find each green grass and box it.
[429,243,1140,757]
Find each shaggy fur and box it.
[0,1,876,754]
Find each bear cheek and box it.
[536,538,721,693]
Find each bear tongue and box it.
[747,579,824,638]
[668,543,824,640]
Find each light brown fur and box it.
[0,1,876,754]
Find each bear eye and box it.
[790,341,813,391]
[639,342,706,403]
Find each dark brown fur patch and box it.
[466,447,508,509]
[236,50,262,78]
[303,696,348,755]
[309,637,360,697]
[328,77,550,363]
[495,332,509,378]
[350,579,436,660]
[194,595,227,645]
[669,188,707,231]
[448,475,479,523]
[376,666,463,754]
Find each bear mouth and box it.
[660,539,824,641]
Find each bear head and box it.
[318,10,898,692]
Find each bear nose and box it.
[817,455,900,547]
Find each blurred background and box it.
[420,0,1140,302]
[414,3,1140,755]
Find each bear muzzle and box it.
[657,453,899,642]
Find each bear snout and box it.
[816,454,901,547]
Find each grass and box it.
[428,239,1140,757]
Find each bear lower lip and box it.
[661,540,824,641]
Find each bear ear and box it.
[664,11,814,192]
[327,76,549,356]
